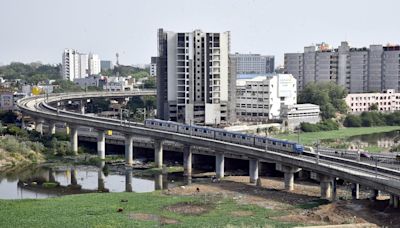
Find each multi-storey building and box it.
[150,57,157,77]
[156,29,236,125]
[284,42,400,93]
[235,74,297,121]
[229,53,274,76]
[62,48,80,81]
[344,89,400,113]
[100,60,113,71]
[62,49,101,81]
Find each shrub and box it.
[300,120,339,132]
[343,115,362,127]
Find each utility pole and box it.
[316,140,320,164]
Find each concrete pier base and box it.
[71,168,77,185]
[125,135,134,166]
[154,140,163,168]
[70,127,78,155]
[98,162,106,192]
[249,159,259,184]
[332,178,337,201]
[371,189,380,200]
[394,196,399,208]
[320,176,333,200]
[216,153,224,179]
[155,173,163,190]
[49,168,56,183]
[284,171,294,191]
[352,183,360,200]
[35,120,44,135]
[97,131,105,159]
[49,122,56,135]
[125,168,133,192]
[390,194,394,206]
[183,145,192,176]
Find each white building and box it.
[62,49,101,81]
[74,75,106,89]
[281,104,321,130]
[156,28,236,125]
[103,76,135,92]
[235,74,297,121]
[89,53,101,75]
[345,89,400,113]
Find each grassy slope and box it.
[275,126,400,145]
[0,192,299,228]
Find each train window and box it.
[223,133,226,136]
[242,136,245,139]
[194,129,197,132]
[272,142,276,145]
[186,127,189,130]
[263,140,266,143]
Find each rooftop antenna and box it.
[115,53,120,77]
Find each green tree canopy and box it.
[298,82,348,119]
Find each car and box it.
[360,152,371,159]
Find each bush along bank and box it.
[344,111,400,127]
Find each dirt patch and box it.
[230,210,254,217]
[128,213,179,225]
[165,202,210,215]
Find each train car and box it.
[144,119,179,132]
[190,125,215,139]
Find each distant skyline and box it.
[1,0,400,66]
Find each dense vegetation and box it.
[300,119,339,132]
[343,111,400,127]
[101,65,150,79]
[298,82,348,119]
[0,62,61,84]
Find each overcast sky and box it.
[1,0,400,66]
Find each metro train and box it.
[144,119,304,154]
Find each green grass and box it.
[363,145,385,153]
[275,126,400,145]
[0,192,299,228]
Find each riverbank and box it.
[0,190,299,227]
[1,176,396,227]
[275,126,400,146]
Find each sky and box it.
[1,0,400,66]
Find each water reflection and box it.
[0,165,157,199]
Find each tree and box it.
[299,82,348,119]
[143,77,156,89]
[343,115,362,127]
[0,111,18,124]
[370,103,378,111]
[52,80,83,93]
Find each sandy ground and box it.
[165,176,400,227]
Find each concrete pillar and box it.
[35,119,43,135]
[70,168,78,185]
[98,162,106,192]
[49,168,56,183]
[390,194,395,206]
[183,145,192,176]
[80,105,85,115]
[370,189,380,200]
[284,171,294,191]
[184,176,192,185]
[97,131,106,159]
[352,183,360,200]
[216,153,224,179]
[154,139,163,168]
[154,173,163,190]
[332,178,337,201]
[125,135,134,166]
[21,116,26,129]
[49,122,56,135]
[320,176,333,200]
[394,196,399,208]
[249,159,259,184]
[125,168,133,192]
[70,126,78,155]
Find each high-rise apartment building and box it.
[62,49,101,81]
[150,57,157,77]
[284,42,400,93]
[230,53,275,76]
[100,60,113,71]
[156,28,236,125]
[88,53,101,75]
